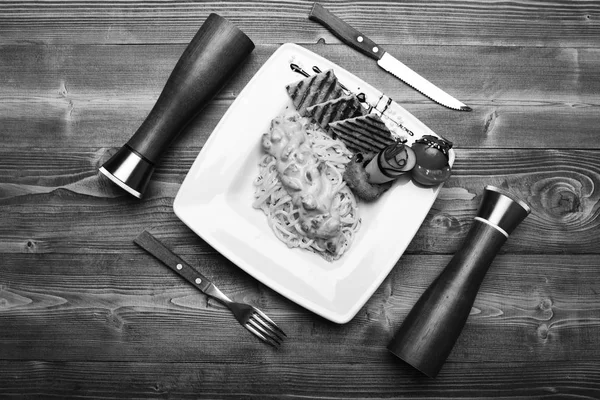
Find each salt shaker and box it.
[100,14,254,198]
[387,185,531,377]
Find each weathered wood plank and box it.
[1,44,599,149]
[0,148,597,255]
[0,360,599,398]
[0,0,598,47]
[2,253,600,363]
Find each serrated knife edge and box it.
[377,53,472,111]
[308,2,472,111]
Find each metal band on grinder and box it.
[474,216,509,238]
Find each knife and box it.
[308,3,471,111]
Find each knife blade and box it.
[308,2,471,111]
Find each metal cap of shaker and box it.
[99,145,154,199]
[476,185,531,237]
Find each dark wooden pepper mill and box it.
[100,13,254,198]
[387,185,531,377]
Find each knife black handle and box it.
[134,230,213,294]
[309,2,384,61]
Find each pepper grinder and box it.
[387,185,531,377]
[100,13,254,198]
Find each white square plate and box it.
[174,43,454,324]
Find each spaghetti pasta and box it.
[253,111,361,261]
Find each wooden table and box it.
[2,1,599,398]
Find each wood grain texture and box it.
[0,147,597,255]
[2,0,600,397]
[2,254,600,363]
[2,44,599,150]
[0,0,598,47]
[1,360,599,398]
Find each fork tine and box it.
[249,313,286,344]
[247,316,283,345]
[251,314,286,345]
[251,307,287,337]
[245,321,281,348]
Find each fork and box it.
[133,230,286,347]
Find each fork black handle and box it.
[134,230,213,293]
